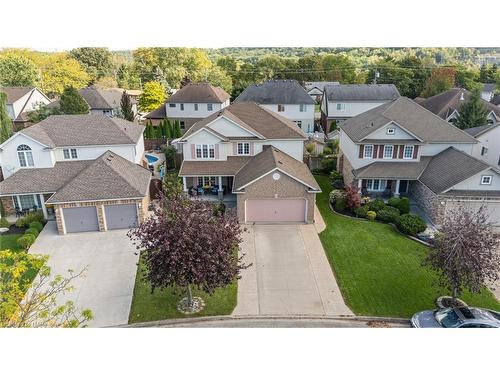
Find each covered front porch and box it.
[357,178,411,199]
[182,175,235,200]
[1,193,56,223]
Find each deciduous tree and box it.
[420,67,456,98]
[138,81,166,112]
[69,47,113,83]
[0,53,40,86]
[0,92,13,143]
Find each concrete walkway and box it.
[234,220,352,316]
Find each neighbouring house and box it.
[304,81,339,102]
[177,102,321,223]
[491,94,500,107]
[481,83,496,102]
[144,83,230,133]
[464,124,500,168]
[320,84,400,134]
[0,87,52,130]
[234,80,316,134]
[0,114,150,234]
[79,86,139,118]
[418,88,500,125]
[337,96,500,228]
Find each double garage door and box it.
[63,204,138,233]
[245,199,306,223]
[445,200,500,229]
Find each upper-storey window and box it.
[207,103,213,111]
[17,144,34,167]
[63,148,78,159]
[363,145,373,159]
[299,104,306,112]
[180,103,184,111]
[237,142,250,155]
[403,145,414,159]
[383,145,393,159]
[194,103,199,111]
[336,103,346,111]
[196,144,215,159]
[277,105,285,112]
[169,103,176,108]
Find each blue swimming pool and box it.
[145,154,159,164]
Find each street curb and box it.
[118,314,410,328]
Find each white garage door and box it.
[104,204,138,230]
[63,206,99,233]
[245,199,306,223]
[445,200,500,227]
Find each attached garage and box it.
[444,199,500,228]
[63,206,99,233]
[245,198,307,223]
[104,203,138,230]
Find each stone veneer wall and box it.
[236,172,316,223]
[339,151,356,186]
[409,180,446,225]
[54,196,149,235]
[1,197,15,216]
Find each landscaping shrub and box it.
[334,197,347,213]
[377,206,401,223]
[387,197,401,209]
[322,146,333,155]
[399,197,410,214]
[321,157,336,173]
[29,221,43,232]
[367,211,377,221]
[16,234,36,250]
[24,227,39,237]
[15,211,45,228]
[345,185,361,212]
[0,217,9,228]
[329,189,345,205]
[368,198,385,212]
[396,214,427,236]
[329,170,344,189]
[355,205,369,218]
[213,201,226,216]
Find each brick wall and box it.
[1,196,15,216]
[339,151,356,186]
[409,180,445,225]
[236,172,316,223]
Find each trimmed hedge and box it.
[355,205,370,218]
[387,197,410,214]
[24,227,39,237]
[367,211,377,221]
[377,206,401,223]
[334,197,347,213]
[16,234,36,250]
[368,198,385,212]
[396,214,427,236]
[15,211,45,228]
[29,221,44,232]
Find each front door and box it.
[399,180,409,194]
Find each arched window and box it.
[17,144,34,167]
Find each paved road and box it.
[29,222,139,327]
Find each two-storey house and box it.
[0,114,151,235]
[0,87,52,130]
[177,102,320,223]
[234,80,316,134]
[144,83,230,133]
[304,81,339,103]
[321,84,400,133]
[338,97,500,228]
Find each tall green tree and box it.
[59,86,89,114]
[454,89,490,129]
[173,120,182,138]
[0,92,13,143]
[165,119,173,139]
[138,81,166,112]
[69,47,113,83]
[120,91,135,121]
[420,67,456,98]
[0,53,40,86]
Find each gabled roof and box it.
[463,123,499,138]
[418,147,491,194]
[324,84,400,101]
[181,102,307,141]
[491,95,500,106]
[339,97,477,144]
[166,83,230,103]
[78,87,122,110]
[304,81,339,92]
[17,114,144,147]
[0,87,34,104]
[419,88,500,120]
[233,146,320,191]
[144,103,166,119]
[46,151,150,203]
[234,80,315,105]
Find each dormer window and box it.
[17,144,34,167]
[386,128,395,135]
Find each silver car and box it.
[411,307,500,328]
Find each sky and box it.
[1,0,498,51]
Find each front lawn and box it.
[128,256,237,324]
[315,174,500,318]
[0,234,23,252]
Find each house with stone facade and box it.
[337,96,500,228]
[177,101,321,223]
[0,114,151,234]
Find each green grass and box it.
[315,174,500,318]
[0,234,23,252]
[128,256,237,323]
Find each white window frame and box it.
[194,103,199,111]
[17,144,34,167]
[63,148,78,159]
[363,145,374,159]
[207,103,213,111]
[299,104,306,112]
[481,175,492,185]
[169,103,176,108]
[195,144,215,159]
[277,104,285,112]
[237,142,250,155]
[336,103,346,111]
[197,176,217,187]
[366,179,387,192]
[180,103,184,111]
[383,145,394,159]
[403,145,414,160]
[386,128,395,135]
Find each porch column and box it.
[357,179,362,190]
[394,179,401,197]
[39,194,48,219]
[218,176,223,199]
[182,176,188,192]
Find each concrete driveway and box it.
[234,223,352,316]
[29,221,139,327]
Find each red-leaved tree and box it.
[344,185,361,212]
[128,192,248,312]
[425,204,500,301]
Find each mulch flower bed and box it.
[0,225,25,235]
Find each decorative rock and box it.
[177,296,205,314]
[0,227,8,233]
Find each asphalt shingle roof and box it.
[0,87,33,104]
[463,123,499,138]
[234,80,315,105]
[354,157,431,180]
[324,84,400,101]
[78,87,122,110]
[339,97,477,144]
[166,83,230,103]
[145,104,167,119]
[178,156,252,177]
[19,114,144,147]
